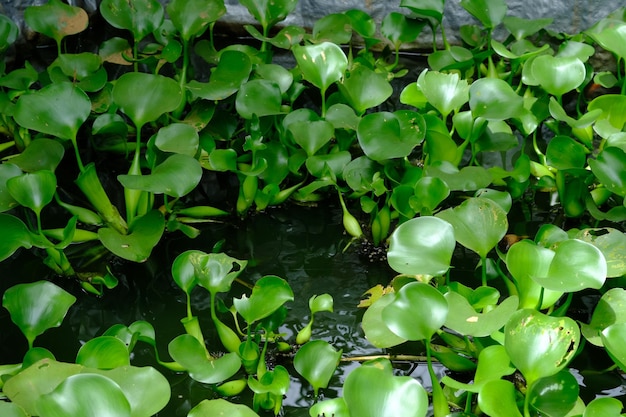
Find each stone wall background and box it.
[1,0,624,48]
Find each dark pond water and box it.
[1,203,625,416]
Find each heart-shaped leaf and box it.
[112,72,182,129]
[444,292,519,337]
[309,398,349,417]
[167,0,226,41]
[357,110,425,161]
[118,154,202,197]
[0,214,35,261]
[589,146,626,197]
[168,334,241,384]
[412,176,450,215]
[187,50,252,101]
[7,170,57,216]
[387,216,456,277]
[582,288,626,346]
[436,197,508,259]
[289,119,334,156]
[189,251,247,295]
[381,12,426,49]
[400,0,445,23]
[528,370,579,417]
[582,397,624,417]
[477,379,523,417]
[362,293,408,348]
[152,123,199,156]
[576,228,626,278]
[234,275,294,325]
[442,344,515,393]
[532,239,607,291]
[100,0,164,42]
[530,55,586,97]
[235,79,283,119]
[98,210,165,262]
[460,0,506,28]
[504,309,580,386]
[9,139,65,173]
[24,0,88,47]
[470,77,524,120]
[2,281,76,348]
[239,0,298,30]
[188,399,260,417]
[294,340,342,396]
[293,42,347,93]
[338,65,393,114]
[425,162,493,191]
[0,14,18,54]
[14,82,91,141]
[36,373,131,417]
[343,358,428,417]
[382,282,448,341]
[76,336,130,369]
[417,69,469,119]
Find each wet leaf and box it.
[234,275,294,324]
[294,340,342,396]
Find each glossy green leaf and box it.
[532,239,607,291]
[436,197,508,259]
[187,50,252,100]
[152,123,199,156]
[293,42,347,93]
[443,345,515,393]
[477,379,523,417]
[470,77,524,120]
[119,154,202,197]
[528,370,579,417]
[588,94,626,130]
[546,135,588,170]
[100,0,164,42]
[357,110,425,161]
[548,96,601,131]
[289,120,334,157]
[112,72,182,129]
[587,22,626,61]
[589,146,626,197]
[189,399,260,417]
[10,139,65,173]
[382,282,448,341]
[239,0,298,30]
[576,228,626,278]
[306,151,351,178]
[460,0,506,28]
[36,373,131,417]
[188,251,247,294]
[171,250,203,294]
[235,79,283,119]
[504,309,580,385]
[2,281,76,348]
[343,358,428,417]
[381,12,425,47]
[24,0,88,46]
[167,0,226,41]
[0,214,34,260]
[417,69,469,119]
[582,288,626,346]
[339,65,393,114]
[234,275,294,324]
[294,340,342,396]
[7,170,57,215]
[98,210,165,262]
[362,293,408,348]
[0,14,18,54]
[412,176,450,215]
[76,336,130,369]
[503,15,553,40]
[505,240,562,309]
[531,55,586,97]
[400,0,445,22]
[425,162,493,191]
[309,398,349,417]
[444,292,519,337]
[168,334,241,383]
[601,322,626,372]
[14,82,91,141]
[313,13,352,44]
[583,397,624,417]
[0,402,27,417]
[387,216,455,277]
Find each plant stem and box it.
[481,256,487,287]
[341,354,430,362]
[426,339,450,417]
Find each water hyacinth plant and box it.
[0,0,626,416]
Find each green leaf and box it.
[7,170,57,216]
[444,292,519,337]
[477,379,523,417]
[112,72,182,129]
[576,228,626,278]
[470,77,524,120]
[400,0,445,23]
[589,146,626,197]
[188,399,260,417]
[460,0,507,29]
[0,214,34,260]
[0,14,19,54]
[343,358,428,417]
[167,0,226,41]
[14,82,91,141]
[339,65,393,114]
[118,154,202,197]
[417,69,469,119]
[602,322,626,372]
[293,42,348,93]
[546,135,588,170]
[24,0,88,46]
[10,139,65,173]
[588,94,626,130]
[382,282,448,341]
[357,110,425,161]
[76,336,131,369]
[587,23,626,61]
[294,340,342,396]
[235,79,283,119]
[171,250,202,295]
[532,239,607,291]
[309,398,349,417]
[530,55,586,97]
[189,252,247,294]
[100,0,164,42]
[36,373,131,417]
[187,50,252,100]
[2,281,76,348]
[313,13,352,44]
[443,344,515,393]
[289,119,334,156]
[168,334,241,383]
[504,309,580,386]
[381,12,425,48]
[436,197,508,259]
[425,162,493,191]
[0,402,28,417]
[234,275,294,324]
[153,123,199,156]
[412,176,450,215]
[326,103,360,131]
[582,288,626,346]
[98,210,165,262]
[528,370,579,417]
[582,397,624,417]
[503,15,553,40]
[239,0,298,30]
[362,293,408,348]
